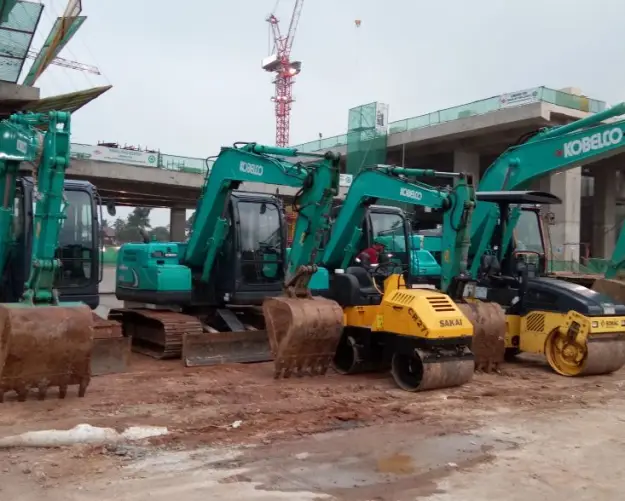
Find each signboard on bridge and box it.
[499,88,541,109]
[70,143,159,168]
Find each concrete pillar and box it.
[592,168,617,258]
[453,150,480,185]
[170,208,186,242]
[537,169,582,263]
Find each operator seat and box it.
[329,266,381,307]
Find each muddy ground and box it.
[1,354,624,500]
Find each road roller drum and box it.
[545,331,625,377]
[0,303,94,402]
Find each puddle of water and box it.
[245,430,517,492]
[377,453,415,475]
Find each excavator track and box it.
[108,308,203,359]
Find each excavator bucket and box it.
[592,277,625,305]
[263,296,344,378]
[457,301,506,372]
[91,313,131,376]
[182,328,272,367]
[0,303,93,402]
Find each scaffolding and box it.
[346,102,388,176]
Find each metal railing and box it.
[292,86,606,153]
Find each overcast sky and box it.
[30,0,625,227]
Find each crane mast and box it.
[263,0,304,147]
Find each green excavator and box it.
[110,142,345,373]
[0,111,98,402]
[419,102,625,377]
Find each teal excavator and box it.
[0,111,95,402]
[111,143,344,373]
[419,102,625,377]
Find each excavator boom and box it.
[469,102,625,274]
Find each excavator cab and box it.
[213,192,286,304]
[3,178,101,307]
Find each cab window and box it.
[55,190,94,287]
[514,210,545,254]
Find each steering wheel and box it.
[512,250,542,263]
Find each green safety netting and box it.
[547,258,610,274]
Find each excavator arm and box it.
[320,166,475,292]
[469,102,625,276]
[183,143,340,283]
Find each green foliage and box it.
[110,207,171,244]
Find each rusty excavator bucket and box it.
[457,301,507,372]
[0,303,94,402]
[263,274,344,378]
[592,277,625,306]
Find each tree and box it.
[126,208,151,231]
[186,212,195,235]
[113,208,151,243]
[113,218,126,234]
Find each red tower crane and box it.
[262,0,304,147]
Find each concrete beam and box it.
[538,169,582,263]
[170,208,187,242]
[453,150,480,184]
[0,82,40,102]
